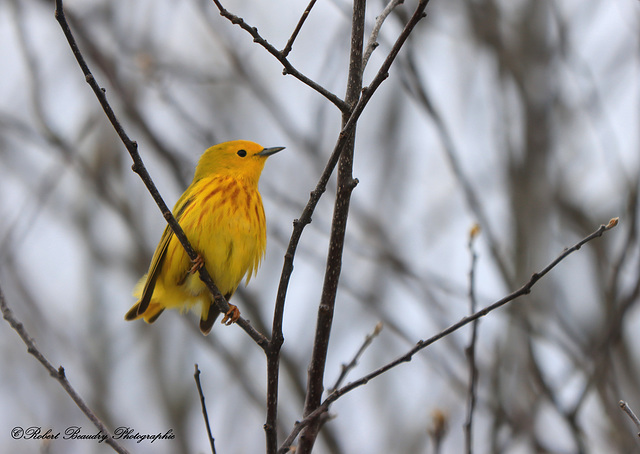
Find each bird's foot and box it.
[220,304,240,326]
[189,254,204,274]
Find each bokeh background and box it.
[1,0,639,453]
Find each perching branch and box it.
[278,218,619,453]
[0,285,130,454]
[54,0,268,349]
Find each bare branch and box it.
[297,0,366,450]
[329,322,383,393]
[271,3,431,452]
[362,0,405,73]
[194,364,217,454]
[54,0,268,348]
[0,286,130,454]
[620,400,640,439]
[464,224,481,454]
[211,0,348,111]
[278,218,619,453]
[282,0,318,58]
[428,409,449,454]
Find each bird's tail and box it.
[199,302,220,335]
[124,301,165,323]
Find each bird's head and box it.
[194,140,284,184]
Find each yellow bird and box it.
[125,140,283,334]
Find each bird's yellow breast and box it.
[161,175,266,305]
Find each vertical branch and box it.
[266,0,429,449]
[428,409,449,454]
[194,365,217,454]
[273,3,430,452]
[297,1,366,452]
[464,224,481,454]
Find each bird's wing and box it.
[136,194,194,316]
[135,224,172,315]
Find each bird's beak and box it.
[257,146,285,157]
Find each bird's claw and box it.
[220,304,240,326]
[189,254,204,274]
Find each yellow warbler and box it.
[125,140,283,334]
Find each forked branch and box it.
[278,218,619,453]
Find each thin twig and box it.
[278,218,619,453]
[428,409,448,454]
[464,224,481,454]
[0,286,130,454]
[211,0,347,111]
[282,0,317,58]
[362,0,404,73]
[329,322,383,393]
[54,0,268,348]
[194,364,217,454]
[620,400,640,438]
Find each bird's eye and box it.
[237,149,247,157]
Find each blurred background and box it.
[1,0,639,453]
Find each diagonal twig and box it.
[362,0,405,73]
[0,286,130,454]
[278,218,619,453]
[194,364,217,454]
[282,0,317,58]
[54,0,268,348]
[211,0,347,111]
[619,400,640,439]
[328,322,383,393]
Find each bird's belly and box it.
[187,206,264,297]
